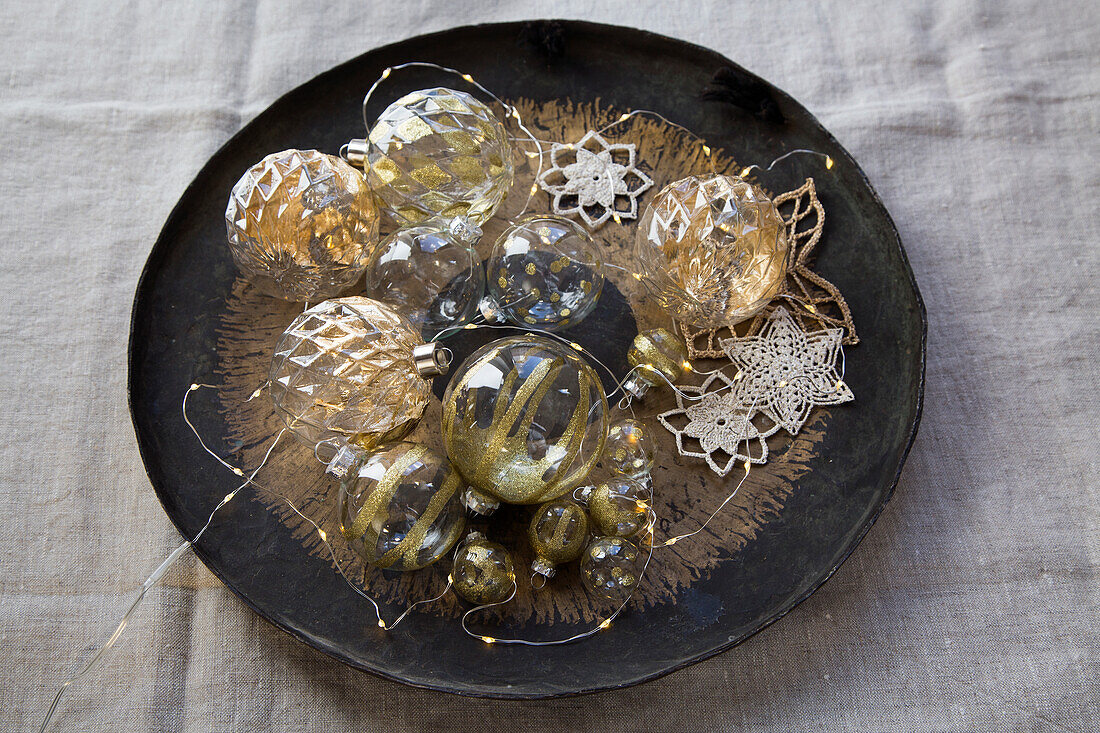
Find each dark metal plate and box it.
[129,20,925,698]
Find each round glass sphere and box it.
[365,87,514,226]
[634,174,788,328]
[603,418,658,478]
[623,328,689,401]
[226,149,380,302]
[365,223,485,339]
[442,335,609,509]
[485,216,604,331]
[269,297,432,451]
[581,536,644,602]
[452,533,516,605]
[528,499,590,577]
[337,442,466,571]
[584,477,652,540]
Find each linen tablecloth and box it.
[1,1,1097,730]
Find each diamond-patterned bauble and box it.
[226,149,380,302]
[634,174,788,328]
[268,297,431,451]
[365,88,514,226]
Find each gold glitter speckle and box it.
[525,262,537,275]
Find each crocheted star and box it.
[719,306,853,435]
[658,370,779,477]
[537,130,653,228]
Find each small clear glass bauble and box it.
[528,499,590,578]
[634,174,788,328]
[365,87,514,226]
[580,477,652,540]
[442,335,608,512]
[623,328,689,401]
[225,149,380,302]
[365,222,485,339]
[581,536,643,602]
[268,297,440,452]
[603,418,658,478]
[337,442,466,571]
[484,215,604,331]
[452,532,516,605]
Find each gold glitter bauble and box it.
[226,149,380,301]
[452,532,516,604]
[338,443,466,571]
[623,328,688,401]
[442,335,608,512]
[528,499,590,578]
[582,477,652,540]
[365,88,514,226]
[581,536,643,602]
[603,418,658,479]
[269,297,433,451]
[634,174,788,327]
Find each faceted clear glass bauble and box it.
[583,477,652,540]
[528,499,590,572]
[442,335,608,506]
[338,442,466,571]
[581,536,643,602]
[365,223,485,339]
[225,149,380,302]
[603,418,658,479]
[634,174,788,328]
[268,297,430,452]
[365,87,514,226]
[452,533,516,605]
[485,215,604,331]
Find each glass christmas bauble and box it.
[452,532,516,605]
[337,442,466,571]
[623,328,689,401]
[365,223,485,339]
[365,87,514,226]
[441,335,609,513]
[579,477,652,540]
[603,418,658,478]
[484,216,604,331]
[269,297,448,452]
[528,499,590,579]
[226,149,380,302]
[634,174,788,328]
[581,536,643,602]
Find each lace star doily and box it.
[679,177,859,360]
[536,130,653,228]
[719,306,854,436]
[658,370,779,477]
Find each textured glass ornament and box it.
[528,499,590,579]
[442,335,609,514]
[483,215,604,331]
[226,149,380,302]
[452,531,516,605]
[365,223,485,339]
[337,443,466,571]
[578,478,652,540]
[581,536,643,602]
[269,297,448,452]
[603,418,658,478]
[634,174,788,328]
[623,328,689,401]
[364,87,514,226]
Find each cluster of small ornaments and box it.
[221,71,853,633]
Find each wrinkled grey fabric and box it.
[1,1,1097,731]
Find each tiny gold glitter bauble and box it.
[581,536,643,602]
[269,297,432,451]
[485,216,604,331]
[603,419,658,479]
[528,499,590,577]
[634,174,788,327]
[365,88,514,226]
[442,335,608,509]
[623,328,689,400]
[452,532,516,604]
[583,477,652,540]
[226,149,380,302]
[338,443,466,571]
